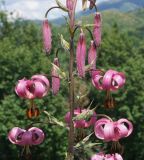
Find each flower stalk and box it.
[67,1,77,159]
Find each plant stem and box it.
[67,33,75,160]
[67,1,77,159]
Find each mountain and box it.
[51,0,144,25]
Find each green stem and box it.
[67,1,77,159]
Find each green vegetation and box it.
[0,8,144,160]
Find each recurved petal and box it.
[29,127,45,145]
[92,74,103,90]
[114,153,123,160]
[112,72,126,90]
[117,119,133,137]
[8,127,25,144]
[103,122,115,141]
[94,118,111,140]
[33,81,46,98]
[15,79,27,98]
[31,74,50,89]
[91,153,105,160]
[102,70,117,90]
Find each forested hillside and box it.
[0,8,144,160]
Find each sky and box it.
[3,0,109,20]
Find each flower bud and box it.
[42,19,52,53]
[76,32,86,77]
[88,40,97,74]
[93,12,102,47]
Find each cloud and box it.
[5,0,108,20]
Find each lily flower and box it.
[91,153,123,160]
[51,58,60,95]
[15,75,50,99]
[105,153,123,160]
[8,127,45,146]
[65,107,96,128]
[42,19,52,54]
[76,32,86,77]
[92,69,125,108]
[92,69,126,91]
[93,12,102,47]
[94,118,133,142]
[91,153,105,160]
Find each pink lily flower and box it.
[42,19,52,53]
[15,75,49,99]
[91,153,105,160]
[93,12,102,47]
[8,127,44,146]
[65,107,96,128]
[76,32,86,77]
[51,58,60,95]
[91,153,123,160]
[92,69,126,91]
[88,40,97,73]
[105,153,123,160]
[94,118,133,142]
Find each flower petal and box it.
[8,127,25,144]
[103,122,115,141]
[117,118,133,137]
[29,127,45,145]
[15,79,27,98]
[94,118,111,140]
[102,70,117,90]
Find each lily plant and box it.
[8,0,133,160]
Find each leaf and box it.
[84,142,102,149]
[51,62,67,79]
[44,111,65,127]
[72,108,96,121]
[74,132,94,148]
[83,24,95,27]
[82,0,88,10]
[56,0,69,12]
[85,59,95,71]
[60,34,70,51]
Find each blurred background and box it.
[0,0,144,159]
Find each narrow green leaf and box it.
[60,34,70,51]
[51,62,67,79]
[56,0,69,12]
